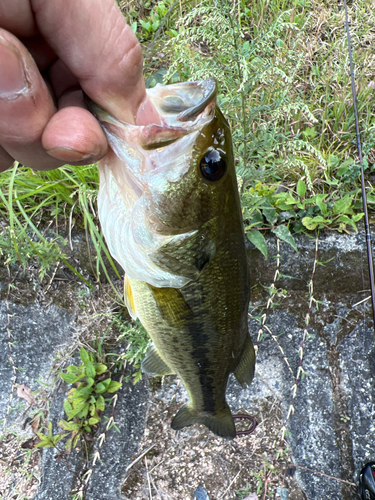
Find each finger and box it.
[0,30,62,170]
[0,146,14,172]
[20,34,57,71]
[42,90,108,164]
[0,0,37,37]
[31,0,157,124]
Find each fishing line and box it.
[342,0,375,334]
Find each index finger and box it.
[31,0,149,124]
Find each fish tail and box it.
[171,403,236,439]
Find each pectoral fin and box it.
[141,344,175,377]
[233,335,256,388]
[149,217,219,280]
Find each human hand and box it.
[0,0,160,172]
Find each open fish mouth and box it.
[86,79,222,288]
[87,78,217,150]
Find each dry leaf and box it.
[21,438,37,449]
[17,384,36,406]
[31,415,41,434]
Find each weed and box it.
[35,347,122,454]
[234,482,251,499]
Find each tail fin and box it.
[171,403,236,439]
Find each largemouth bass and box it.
[89,79,255,439]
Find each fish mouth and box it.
[85,78,217,151]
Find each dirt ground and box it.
[122,375,301,500]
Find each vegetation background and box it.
[1,0,374,272]
[0,1,374,498]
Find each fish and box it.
[87,78,255,439]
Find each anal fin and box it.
[233,334,256,388]
[141,344,175,377]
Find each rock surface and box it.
[1,230,374,499]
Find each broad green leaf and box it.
[58,420,80,432]
[96,395,105,411]
[95,383,106,394]
[85,378,95,388]
[101,378,112,390]
[285,194,298,205]
[333,194,354,215]
[77,403,89,418]
[133,370,143,384]
[247,230,268,258]
[337,215,357,231]
[95,364,108,375]
[107,381,122,393]
[71,373,85,384]
[65,437,73,454]
[296,180,306,198]
[73,433,80,448]
[271,225,298,252]
[352,213,364,222]
[131,21,137,34]
[67,366,81,374]
[75,386,93,399]
[314,194,328,215]
[245,212,263,229]
[67,401,87,419]
[324,178,339,185]
[302,217,319,231]
[60,373,76,384]
[88,415,101,425]
[263,206,277,225]
[85,362,96,378]
[64,400,73,417]
[35,438,53,448]
[68,395,88,406]
[140,20,151,31]
[52,433,67,445]
[302,216,331,230]
[80,347,90,365]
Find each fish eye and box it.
[199,149,226,182]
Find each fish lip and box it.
[176,78,218,122]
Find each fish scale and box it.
[87,78,256,439]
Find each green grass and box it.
[0,0,374,366]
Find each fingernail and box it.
[46,147,94,162]
[0,36,28,98]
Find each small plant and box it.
[115,318,150,384]
[243,178,364,258]
[36,347,122,453]
[138,1,170,39]
[234,482,251,499]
